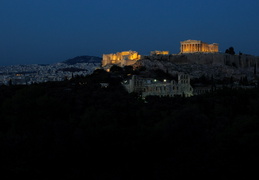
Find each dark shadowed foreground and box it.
[0,73,259,179]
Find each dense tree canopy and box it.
[0,74,259,179]
[225,47,235,55]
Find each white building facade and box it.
[123,74,193,98]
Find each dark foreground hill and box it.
[63,55,102,64]
[0,71,259,179]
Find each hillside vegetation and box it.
[0,70,259,179]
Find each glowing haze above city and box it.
[1,0,259,66]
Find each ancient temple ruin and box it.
[102,50,141,67]
[180,40,218,53]
[123,74,193,98]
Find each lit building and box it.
[180,40,218,53]
[123,74,193,98]
[102,50,141,67]
[150,50,169,56]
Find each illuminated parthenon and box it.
[180,40,218,53]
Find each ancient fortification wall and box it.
[136,53,259,79]
[143,53,259,68]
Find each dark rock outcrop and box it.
[135,53,259,80]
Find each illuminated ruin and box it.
[150,50,169,56]
[102,50,141,67]
[180,40,218,53]
[102,40,219,67]
[123,74,193,97]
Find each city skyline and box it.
[1,0,259,66]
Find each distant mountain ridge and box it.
[63,56,102,65]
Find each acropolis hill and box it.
[102,40,259,79]
[102,40,219,67]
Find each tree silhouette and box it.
[225,47,235,55]
[110,65,123,73]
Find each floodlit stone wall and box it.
[150,50,169,56]
[102,50,141,67]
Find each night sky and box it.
[1,0,259,66]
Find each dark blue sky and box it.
[1,0,259,66]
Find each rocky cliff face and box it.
[134,53,259,80]
[168,53,259,68]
